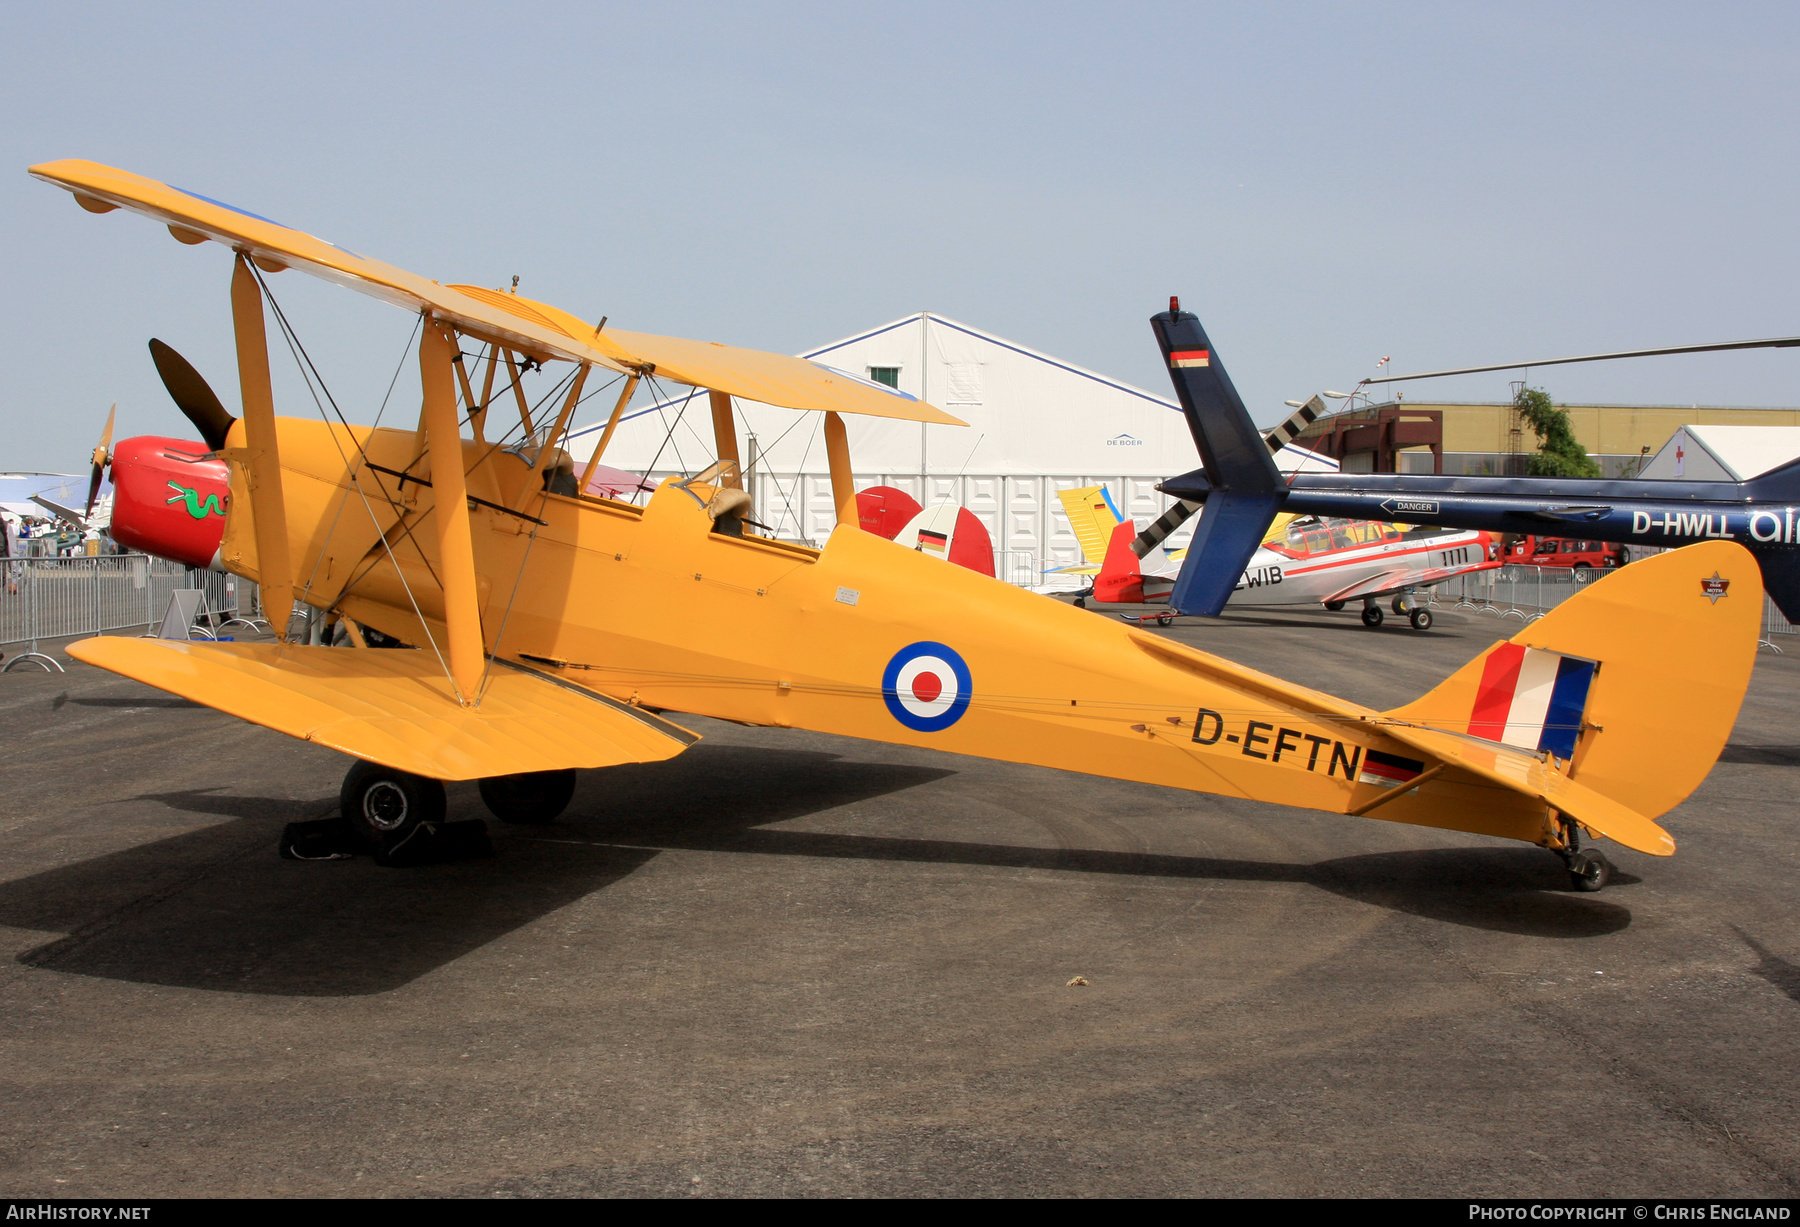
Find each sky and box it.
[4,0,1799,472]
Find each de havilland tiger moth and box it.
[30,158,1762,891]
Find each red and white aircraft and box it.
[1068,495,1497,630]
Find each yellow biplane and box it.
[32,159,1760,889]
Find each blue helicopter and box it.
[1144,299,1800,620]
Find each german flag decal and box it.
[1169,349,1211,368]
[1357,749,1425,788]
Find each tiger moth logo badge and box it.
[1701,573,1730,604]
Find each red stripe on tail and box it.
[1468,643,1526,742]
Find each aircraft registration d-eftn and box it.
[32,159,1762,892]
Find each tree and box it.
[1515,386,1601,479]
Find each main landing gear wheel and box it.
[1409,608,1433,631]
[1361,605,1384,628]
[1325,600,1346,612]
[341,760,446,851]
[479,769,577,824]
[1568,849,1612,892]
[1391,596,1407,615]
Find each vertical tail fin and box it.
[1384,540,1760,842]
[1057,485,1126,567]
[1151,304,1283,617]
[1095,520,1146,603]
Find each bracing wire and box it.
[633,379,696,503]
[734,405,818,540]
[251,272,457,685]
[772,414,823,540]
[372,315,423,431]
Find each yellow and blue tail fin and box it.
[1057,485,1126,567]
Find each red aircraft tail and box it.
[1094,520,1145,603]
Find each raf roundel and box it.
[882,642,972,733]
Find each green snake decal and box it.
[165,482,226,519]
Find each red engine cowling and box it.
[109,436,231,569]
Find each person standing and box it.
[2,513,16,595]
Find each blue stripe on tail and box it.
[1537,656,1596,759]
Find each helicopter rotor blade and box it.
[1368,335,1800,386]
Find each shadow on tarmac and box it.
[0,744,1631,998]
[1718,743,1800,767]
[67,696,200,710]
[0,746,949,997]
[1732,925,1800,1005]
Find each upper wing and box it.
[31,159,963,426]
[445,284,963,425]
[1320,560,1500,606]
[67,638,697,781]
[602,329,965,424]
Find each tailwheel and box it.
[341,760,446,853]
[1361,604,1384,628]
[1409,607,1433,631]
[479,769,577,824]
[1568,849,1611,892]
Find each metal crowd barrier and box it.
[1761,595,1796,653]
[1428,563,1599,622]
[0,555,260,672]
[1428,563,1797,654]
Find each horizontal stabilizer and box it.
[1373,720,1673,856]
[67,638,697,780]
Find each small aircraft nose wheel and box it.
[341,760,446,851]
[1567,849,1612,892]
[479,769,578,824]
[1324,600,1346,612]
[1409,608,1433,631]
[1361,604,1384,628]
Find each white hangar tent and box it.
[1638,425,1800,482]
[565,312,1332,583]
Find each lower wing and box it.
[67,638,698,780]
